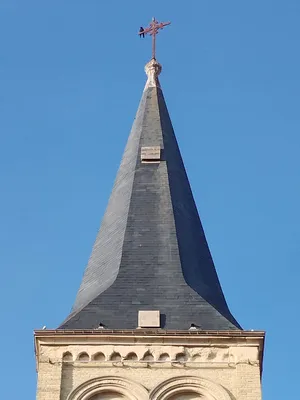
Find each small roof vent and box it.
[138,310,160,328]
[141,146,161,163]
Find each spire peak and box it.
[144,58,162,90]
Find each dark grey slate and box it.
[59,83,241,330]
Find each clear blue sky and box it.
[0,0,299,398]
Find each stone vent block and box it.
[138,310,160,327]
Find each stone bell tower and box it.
[34,43,265,400]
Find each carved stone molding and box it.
[149,376,232,400]
[58,345,259,366]
[67,376,148,400]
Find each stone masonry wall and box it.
[36,341,262,400]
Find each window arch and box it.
[167,394,202,400]
[67,376,148,400]
[149,376,232,400]
[89,392,127,399]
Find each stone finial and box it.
[144,58,162,90]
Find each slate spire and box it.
[60,59,241,330]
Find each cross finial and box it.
[138,17,171,60]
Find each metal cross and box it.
[139,17,171,60]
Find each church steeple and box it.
[34,25,265,400]
[60,58,241,331]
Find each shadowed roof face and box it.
[60,59,241,331]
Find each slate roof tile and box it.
[60,61,241,330]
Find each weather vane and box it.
[139,17,171,60]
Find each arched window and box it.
[67,376,148,400]
[168,394,202,400]
[149,376,232,400]
[90,392,127,399]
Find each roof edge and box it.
[34,329,265,338]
